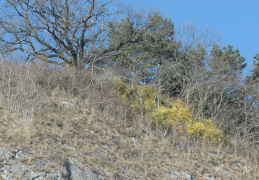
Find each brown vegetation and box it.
[0,59,257,179]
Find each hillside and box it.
[0,61,258,179]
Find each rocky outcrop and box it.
[170,169,195,180]
[64,158,97,180]
[0,147,97,180]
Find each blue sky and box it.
[125,0,259,73]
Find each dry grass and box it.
[0,59,258,179]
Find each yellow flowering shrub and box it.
[186,119,225,144]
[115,79,157,113]
[150,102,192,130]
[150,102,225,144]
[115,80,225,144]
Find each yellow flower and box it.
[115,80,225,144]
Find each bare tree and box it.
[0,0,130,68]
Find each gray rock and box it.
[235,163,242,168]
[46,172,60,180]
[0,147,10,158]
[232,161,242,168]
[206,177,215,180]
[0,147,97,180]
[207,152,217,158]
[23,170,47,179]
[171,174,178,179]
[59,101,74,108]
[15,149,29,159]
[1,169,15,180]
[171,169,195,180]
[64,158,97,180]
[217,169,229,177]
[4,159,27,177]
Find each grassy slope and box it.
[0,98,258,179]
[0,62,258,179]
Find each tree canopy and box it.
[0,0,132,68]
